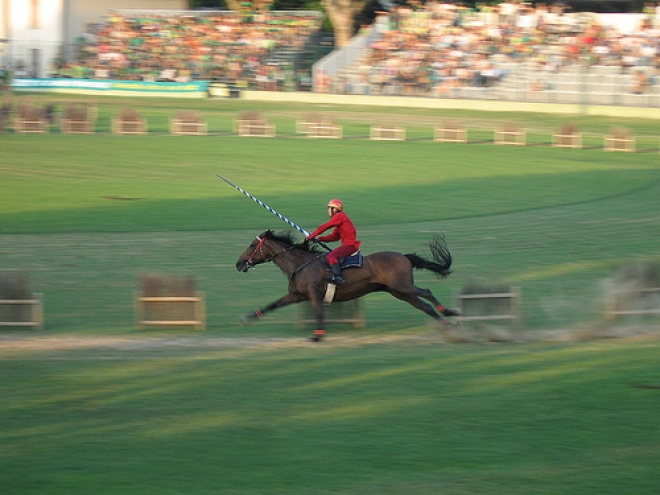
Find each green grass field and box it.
[1,94,659,333]
[2,338,659,494]
[1,93,659,493]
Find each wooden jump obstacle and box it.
[15,116,49,133]
[604,134,635,152]
[61,103,96,134]
[171,111,207,136]
[434,125,467,143]
[553,132,583,148]
[370,125,405,141]
[112,109,147,135]
[0,293,44,330]
[235,111,274,137]
[454,287,521,328]
[298,300,365,330]
[606,287,660,320]
[305,122,342,139]
[237,119,275,137]
[15,118,48,133]
[308,124,341,139]
[14,103,48,133]
[552,123,582,149]
[134,291,206,330]
[297,115,342,139]
[494,127,526,146]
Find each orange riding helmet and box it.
[327,198,344,211]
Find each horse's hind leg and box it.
[388,289,445,322]
[388,280,460,318]
[416,287,461,317]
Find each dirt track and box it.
[1,324,659,354]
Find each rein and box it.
[246,236,323,278]
[245,235,294,268]
[290,254,324,279]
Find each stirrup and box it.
[324,272,345,285]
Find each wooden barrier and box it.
[604,135,635,152]
[553,132,583,149]
[494,129,526,146]
[61,119,95,134]
[15,118,49,134]
[296,120,311,135]
[134,291,206,330]
[14,103,49,134]
[113,119,146,135]
[454,287,521,328]
[237,120,275,137]
[606,287,660,320]
[170,110,207,136]
[434,126,467,143]
[296,117,342,139]
[0,293,44,330]
[61,103,96,134]
[112,110,147,135]
[306,123,342,139]
[298,300,365,329]
[170,119,207,136]
[370,126,405,141]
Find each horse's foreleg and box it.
[240,293,302,325]
[308,294,326,342]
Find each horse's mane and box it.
[264,230,322,253]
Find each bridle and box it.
[244,235,292,269]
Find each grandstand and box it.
[62,9,324,91]
[314,5,660,107]
[4,2,660,107]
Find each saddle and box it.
[322,252,362,305]
[324,252,363,269]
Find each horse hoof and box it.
[443,308,462,317]
[239,315,250,326]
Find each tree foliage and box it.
[189,0,371,46]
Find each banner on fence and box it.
[12,79,210,98]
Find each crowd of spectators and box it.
[329,0,660,97]
[44,3,660,98]
[52,10,322,90]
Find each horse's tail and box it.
[405,235,452,278]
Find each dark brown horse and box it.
[236,231,460,341]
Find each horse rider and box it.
[307,198,361,285]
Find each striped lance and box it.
[216,174,331,251]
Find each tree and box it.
[189,0,371,47]
[321,0,369,47]
[189,0,275,12]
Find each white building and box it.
[0,0,186,77]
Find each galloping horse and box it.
[236,231,460,341]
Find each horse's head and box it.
[236,230,317,272]
[236,231,273,272]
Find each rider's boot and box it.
[329,263,345,285]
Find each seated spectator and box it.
[71,10,322,90]
[158,68,177,82]
[630,69,649,94]
[94,65,109,79]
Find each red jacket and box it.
[309,211,361,248]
